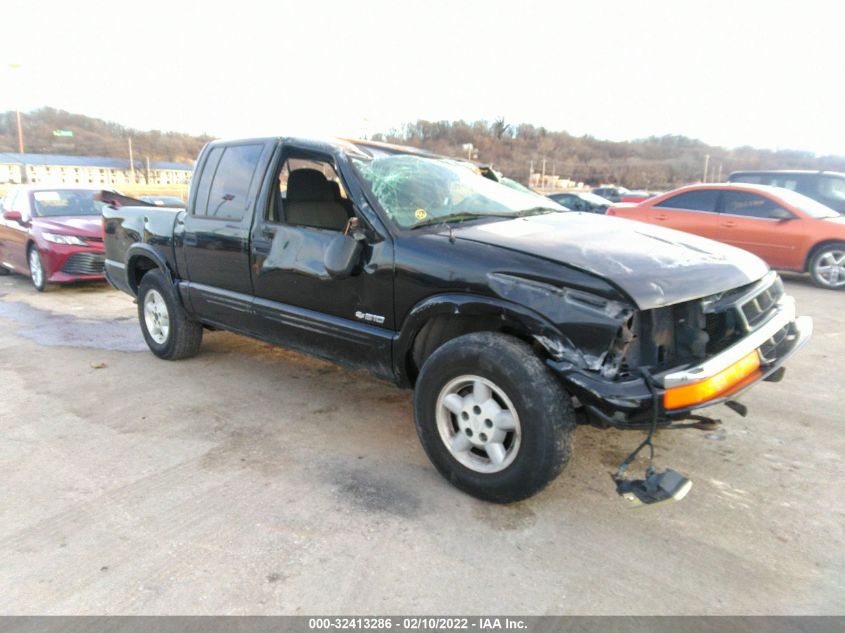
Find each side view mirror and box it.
[770,207,794,220]
[324,232,364,279]
[3,210,23,223]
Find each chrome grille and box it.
[738,276,784,331]
[758,322,792,363]
[61,253,105,276]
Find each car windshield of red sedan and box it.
[775,188,839,219]
[32,190,105,217]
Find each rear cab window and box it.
[192,143,267,221]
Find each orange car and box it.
[607,183,845,289]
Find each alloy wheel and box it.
[435,375,522,474]
[143,289,171,344]
[814,249,845,289]
[29,249,44,289]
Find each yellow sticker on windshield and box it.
[415,208,428,220]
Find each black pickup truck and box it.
[103,137,812,503]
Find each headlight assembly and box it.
[42,232,88,246]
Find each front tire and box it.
[137,269,203,360]
[413,332,575,503]
[809,243,845,290]
[28,246,48,291]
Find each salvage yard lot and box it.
[0,273,843,614]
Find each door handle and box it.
[721,220,737,228]
[654,214,668,221]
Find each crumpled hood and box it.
[34,216,103,239]
[449,212,769,309]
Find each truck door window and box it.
[269,156,352,231]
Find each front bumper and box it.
[39,243,106,283]
[549,294,813,426]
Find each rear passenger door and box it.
[648,190,720,239]
[181,140,274,330]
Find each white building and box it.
[0,153,193,186]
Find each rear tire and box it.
[137,269,203,360]
[808,242,845,290]
[413,332,575,503]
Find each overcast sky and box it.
[2,0,842,155]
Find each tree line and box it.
[0,107,212,165]
[373,119,845,189]
[2,109,844,188]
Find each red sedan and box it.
[608,183,845,289]
[0,186,108,291]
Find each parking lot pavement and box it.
[0,272,843,615]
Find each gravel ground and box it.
[0,272,842,615]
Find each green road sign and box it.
[52,129,74,137]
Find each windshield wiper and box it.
[410,212,511,229]
[515,206,558,217]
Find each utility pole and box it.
[703,154,710,182]
[16,109,26,184]
[10,63,26,182]
[15,110,24,153]
[9,64,24,153]
[146,157,151,184]
[541,158,547,189]
[716,162,723,182]
[529,160,534,186]
[128,137,136,184]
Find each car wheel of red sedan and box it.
[28,246,48,292]
[809,242,845,290]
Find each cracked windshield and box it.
[352,154,563,228]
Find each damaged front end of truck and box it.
[530,271,812,505]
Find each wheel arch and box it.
[394,293,566,387]
[126,244,173,295]
[804,239,845,272]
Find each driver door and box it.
[250,146,395,377]
[716,191,802,269]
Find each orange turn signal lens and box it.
[663,350,761,410]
